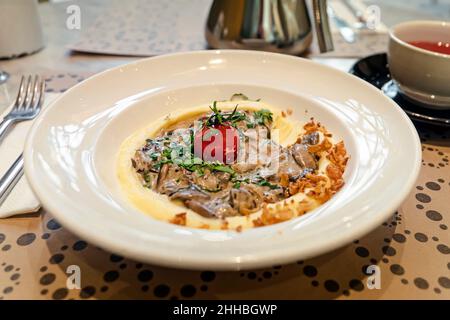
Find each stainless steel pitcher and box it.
[205,0,333,55]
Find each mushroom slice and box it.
[231,163,257,174]
[291,143,317,170]
[192,171,230,192]
[156,164,190,194]
[133,150,154,172]
[277,151,304,178]
[185,198,239,219]
[230,185,263,215]
[184,200,215,218]
[213,203,238,218]
[186,198,238,219]
[170,185,210,201]
[156,163,169,192]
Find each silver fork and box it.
[0,75,45,144]
[0,76,45,208]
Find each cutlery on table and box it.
[0,76,45,207]
[0,154,25,207]
[342,0,368,30]
[327,5,356,43]
[0,75,45,144]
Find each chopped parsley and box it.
[256,179,280,189]
[150,153,159,161]
[254,109,273,125]
[175,157,236,177]
[233,181,242,189]
[143,173,152,188]
[245,109,273,129]
[205,102,247,128]
[232,178,250,189]
[212,164,235,175]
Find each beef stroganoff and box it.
[117,94,348,231]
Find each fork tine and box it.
[13,76,26,109]
[30,75,40,110]
[20,75,33,109]
[35,80,46,112]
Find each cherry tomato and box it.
[194,123,239,164]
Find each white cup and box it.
[388,21,450,109]
[0,0,44,58]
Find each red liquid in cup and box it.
[408,41,450,55]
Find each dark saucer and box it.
[350,53,450,128]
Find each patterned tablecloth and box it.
[0,73,448,300]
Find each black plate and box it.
[350,53,450,128]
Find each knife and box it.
[0,153,24,207]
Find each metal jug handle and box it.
[313,0,334,53]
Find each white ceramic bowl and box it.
[24,50,421,270]
[388,20,450,109]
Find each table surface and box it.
[0,0,449,300]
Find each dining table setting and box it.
[0,0,449,302]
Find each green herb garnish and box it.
[254,109,273,125]
[177,157,236,177]
[211,164,235,175]
[233,181,241,189]
[162,148,172,159]
[256,179,280,189]
[143,173,152,188]
[231,177,250,189]
[205,102,247,128]
[225,105,247,127]
[150,153,160,161]
[207,101,224,126]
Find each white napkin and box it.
[0,93,59,218]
